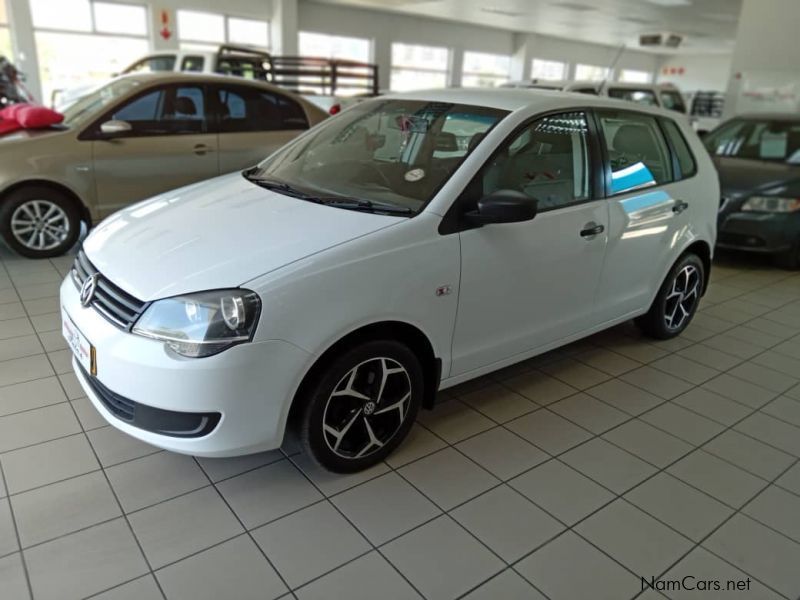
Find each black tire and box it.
[0,186,82,258]
[773,243,800,270]
[636,253,705,340]
[300,340,423,473]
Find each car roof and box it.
[383,87,679,118]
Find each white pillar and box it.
[373,36,391,91]
[270,0,298,55]
[510,33,535,82]
[449,47,463,87]
[150,7,178,52]
[6,0,41,101]
[724,0,800,117]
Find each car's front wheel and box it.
[300,340,423,473]
[636,252,705,339]
[0,186,81,258]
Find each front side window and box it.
[476,112,591,211]
[597,110,673,194]
[110,85,207,135]
[607,88,657,106]
[215,86,308,132]
[659,90,687,113]
[704,118,800,164]
[250,99,508,212]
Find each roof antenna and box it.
[597,43,626,94]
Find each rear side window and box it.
[181,56,205,72]
[661,118,697,179]
[597,110,673,194]
[215,85,309,132]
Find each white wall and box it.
[656,54,732,92]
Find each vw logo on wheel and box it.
[79,273,100,307]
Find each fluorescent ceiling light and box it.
[645,0,692,6]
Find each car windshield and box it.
[704,118,800,164]
[247,98,508,213]
[61,78,142,126]
[608,88,657,106]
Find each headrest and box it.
[613,124,654,157]
[174,96,197,116]
[435,131,458,152]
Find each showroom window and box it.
[575,63,610,81]
[618,69,652,84]
[1,0,11,58]
[29,0,149,105]
[298,31,371,62]
[177,10,269,51]
[390,42,449,92]
[462,51,510,88]
[531,58,567,80]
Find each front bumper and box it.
[716,211,799,254]
[61,277,311,457]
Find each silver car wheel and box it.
[10,200,70,251]
[664,264,700,331]
[322,357,412,460]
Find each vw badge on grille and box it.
[80,273,99,307]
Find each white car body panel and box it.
[62,88,719,457]
[82,172,406,300]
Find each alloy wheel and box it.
[322,357,412,460]
[664,264,700,331]
[10,200,70,251]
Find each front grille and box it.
[78,363,221,438]
[71,249,147,330]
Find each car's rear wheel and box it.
[636,253,705,340]
[0,186,81,258]
[300,340,423,473]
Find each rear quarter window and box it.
[660,118,697,179]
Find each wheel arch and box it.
[0,179,92,228]
[683,239,712,295]
[287,320,442,428]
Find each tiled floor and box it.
[1,245,800,600]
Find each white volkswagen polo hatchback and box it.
[61,89,718,472]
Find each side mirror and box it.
[99,120,132,137]
[465,190,538,225]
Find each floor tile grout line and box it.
[0,461,35,600]
[13,261,173,600]
[281,455,434,599]
[634,455,800,600]
[190,455,298,599]
[2,253,799,597]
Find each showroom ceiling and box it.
[316,0,742,53]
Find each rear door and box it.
[211,84,311,173]
[89,83,218,216]
[593,109,693,322]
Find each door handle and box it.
[672,200,689,214]
[580,223,605,238]
[193,144,213,156]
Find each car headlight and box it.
[741,196,800,213]
[132,289,261,358]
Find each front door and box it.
[212,84,311,174]
[450,111,609,376]
[90,84,219,216]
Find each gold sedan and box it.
[0,72,327,257]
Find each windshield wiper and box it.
[313,196,414,216]
[244,171,413,216]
